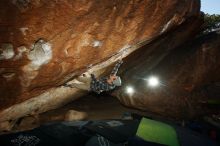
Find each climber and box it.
[64,60,123,94]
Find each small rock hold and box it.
[0,43,15,60]
[19,27,29,36]
[2,72,16,81]
[92,40,102,47]
[64,110,88,121]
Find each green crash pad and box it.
[136,118,179,146]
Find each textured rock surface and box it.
[0,0,201,122]
[113,32,220,119]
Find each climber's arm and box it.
[110,60,123,76]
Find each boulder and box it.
[0,0,201,121]
[113,32,220,119]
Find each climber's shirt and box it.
[90,60,123,94]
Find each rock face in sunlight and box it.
[113,32,220,119]
[0,0,201,123]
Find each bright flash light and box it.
[147,76,160,87]
[126,86,134,95]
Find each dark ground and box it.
[1,94,219,144]
[11,94,160,133]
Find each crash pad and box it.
[136,118,179,146]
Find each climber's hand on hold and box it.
[118,59,123,64]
